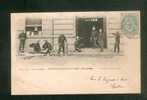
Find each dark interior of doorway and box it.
[76,18,107,48]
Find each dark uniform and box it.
[42,40,52,55]
[58,34,67,55]
[90,30,98,47]
[114,32,120,53]
[19,32,26,52]
[29,40,41,53]
[98,31,104,52]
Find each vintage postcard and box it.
[11,11,141,95]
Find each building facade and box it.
[12,12,139,53]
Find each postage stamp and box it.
[121,13,140,39]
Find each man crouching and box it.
[29,40,53,56]
[42,40,53,56]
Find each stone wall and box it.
[106,13,122,51]
[15,13,123,53]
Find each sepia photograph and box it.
[11,11,140,95]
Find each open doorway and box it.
[76,17,107,48]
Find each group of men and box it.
[90,27,104,52]
[18,31,67,56]
[90,26,120,53]
[18,29,120,56]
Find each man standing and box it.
[98,29,104,52]
[90,26,98,48]
[19,30,27,52]
[112,32,120,53]
[58,34,67,55]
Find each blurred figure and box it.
[30,40,53,55]
[74,36,82,52]
[98,29,104,52]
[58,34,67,55]
[42,40,53,56]
[29,40,41,53]
[112,32,120,53]
[19,30,27,52]
[90,26,98,48]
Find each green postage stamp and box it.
[121,13,140,38]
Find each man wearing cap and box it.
[58,34,67,55]
[18,30,27,52]
[112,32,120,53]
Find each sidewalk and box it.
[69,48,123,57]
[18,47,123,58]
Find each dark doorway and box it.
[76,17,107,48]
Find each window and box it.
[25,18,42,37]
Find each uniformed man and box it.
[113,32,120,53]
[19,30,27,52]
[58,34,67,55]
[90,26,98,48]
[98,29,104,52]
